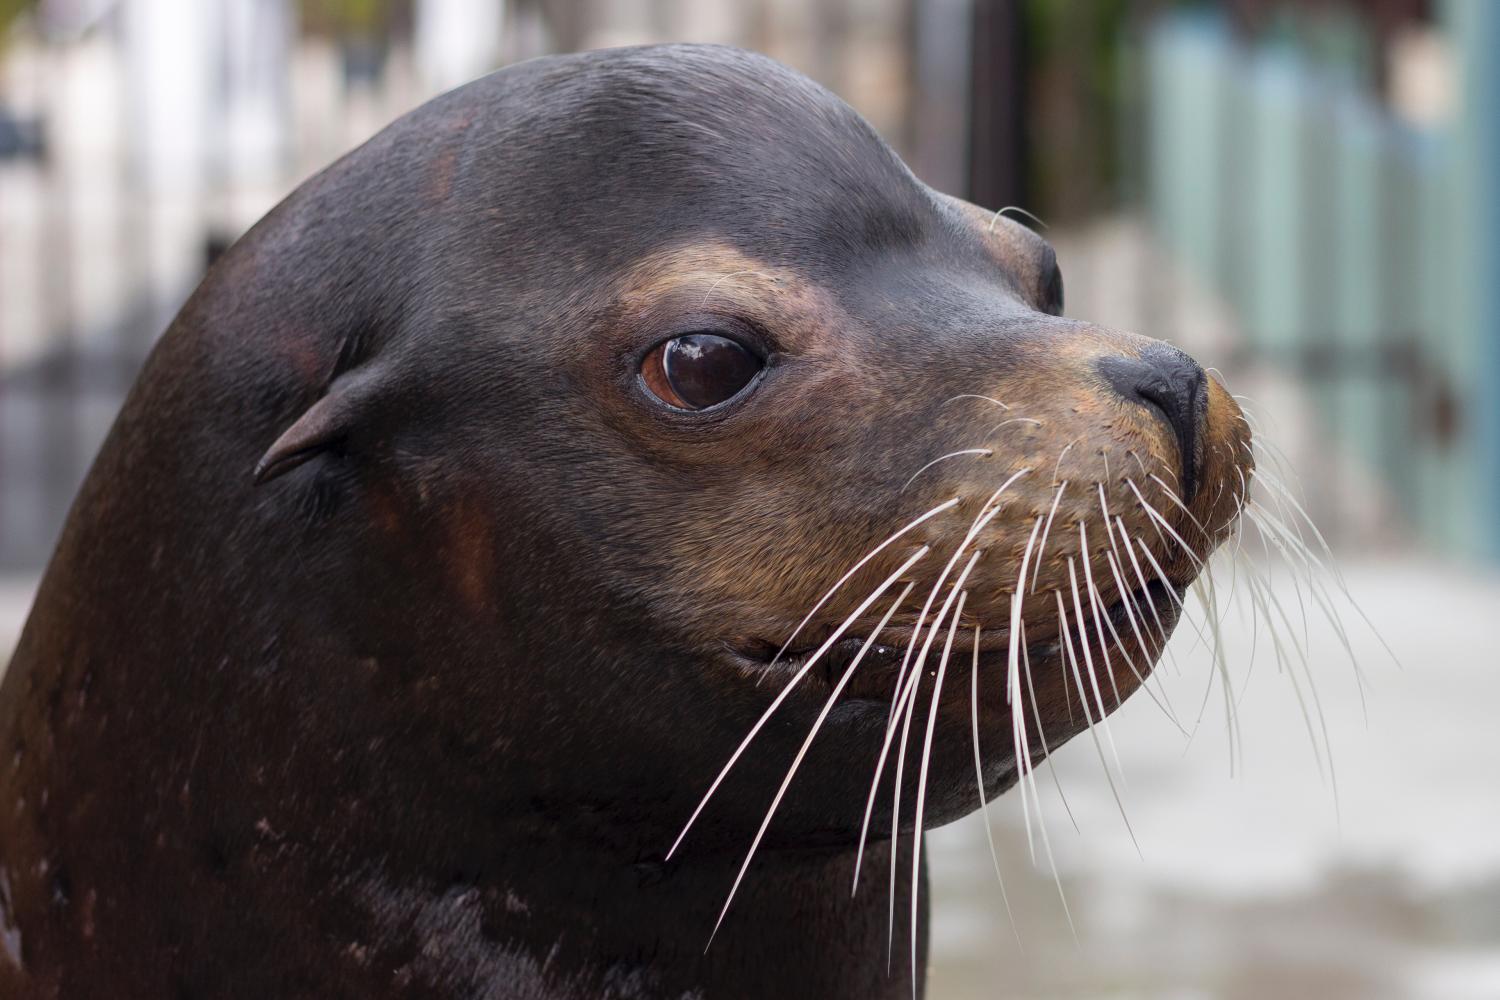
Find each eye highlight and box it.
[641,332,764,411]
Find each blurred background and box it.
[0,0,1496,997]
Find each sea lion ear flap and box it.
[252,375,379,485]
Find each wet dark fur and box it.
[0,45,1247,998]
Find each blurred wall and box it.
[1134,1,1500,558]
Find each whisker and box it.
[902,449,993,493]
[1055,587,1141,855]
[1249,552,1340,813]
[910,584,974,990]
[1100,491,1172,672]
[1018,619,1080,837]
[1250,466,1341,575]
[969,624,1021,945]
[1246,500,1314,656]
[705,583,915,946]
[885,472,1030,733]
[984,416,1045,437]
[1078,522,1124,709]
[887,552,982,965]
[855,471,1033,890]
[1066,559,1125,780]
[1051,440,1080,486]
[1016,620,1080,935]
[1030,480,1068,594]
[1096,547,1187,734]
[1237,556,1333,795]
[1127,478,1205,573]
[986,204,1048,232]
[1006,517,1045,862]
[1147,472,1212,540]
[943,393,1009,412]
[669,545,931,860]
[1128,530,1236,758]
[1189,572,1241,774]
[1117,517,1172,647]
[765,498,959,678]
[1246,489,1399,671]
[697,268,776,309]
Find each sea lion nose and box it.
[1098,344,1207,502]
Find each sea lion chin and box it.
[0,44,1249,999]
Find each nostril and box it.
[1097,345,1207,502]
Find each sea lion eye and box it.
[641,333,763,410]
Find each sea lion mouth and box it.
[735,578,1184,705]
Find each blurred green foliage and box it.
[304,0,381,32]
[1022,0,1205,221]
[299,0,410,36]
[1023,0,1140,221]
[0,0,31,37]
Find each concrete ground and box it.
[925,556,1500,999]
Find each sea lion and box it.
[0,44,1250,999]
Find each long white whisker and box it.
[1051,441,1079,486]
[1118,516,1172,646]
[706,583,914,946]
[1127,479,1205,573]
[1148,472,1212,540]
[1006,517,1044,862]
[1055,587,1141,855]
[985,416,1045,437]
[987,204,1048,232]
[910,585,973,991]
[887,551,983,964]
[670,545,931,860]
[943,393,1009,411]
[856,472,1033,890]
[697,269,777,308]
[1031,480,1068,594]
[1019,619,1081,835]
[1095,548,1186,733]
[1017,617,1079,935]
[1066,559,1124,779]
[767,498,958,673]
[902,449,993,493]
[1078,522,1124,709]
[970,624,1021,944]
[1100,494,1178,705]
[884,473,1029,734]
[1191,572,1241,774]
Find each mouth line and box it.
[735,579,1184,706]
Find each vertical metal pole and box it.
[967,0,1027,210]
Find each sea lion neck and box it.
[337,835,928,999]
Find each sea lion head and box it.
[234,44,1252,854]
[3,45,1253,919]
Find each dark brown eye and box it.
[641,333,763,410]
